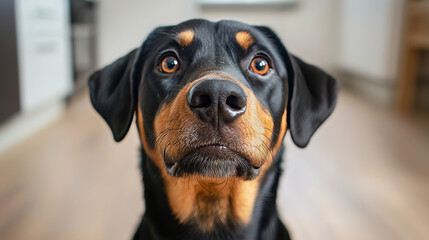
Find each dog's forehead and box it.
[170,20,264,49]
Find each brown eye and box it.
[251,57,269,75]
[161,56,179,73]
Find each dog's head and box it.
[89,19,338,181]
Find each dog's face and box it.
[139,20,292,180]
[89,19,338,228]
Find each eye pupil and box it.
[254,59,266,71]
[165,57,178,69]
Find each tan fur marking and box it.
[177,30,194,47]
[235,31,254,50]
[137,107,153,160]
[231,177,259,222]
[273,110,287,155]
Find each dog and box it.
[89,19,338,240]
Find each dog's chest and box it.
[164,177,259,231]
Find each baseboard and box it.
[335,70,397,106]
[0,102,66,157]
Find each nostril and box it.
[199,94,211,108]
[226,95,241,110]
[226,94,246,110]
[191,94,211,108]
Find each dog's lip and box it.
[196,144,230,152]
[165,143,262,174]
[196,144,261,169]
[184,143,261,168]
[165,144,233,168]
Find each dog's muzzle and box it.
[164,78,262,180]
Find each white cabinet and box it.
[15,0,72,112]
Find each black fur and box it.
[89,19,338,240]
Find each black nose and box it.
[187,78,247,125]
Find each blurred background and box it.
[0,0,428,239]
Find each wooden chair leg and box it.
[397,48,419,113]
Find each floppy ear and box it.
[286,54,339,148]
[88,48,144,142]
[255,26,338,148]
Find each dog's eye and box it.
[250,57,270,75]
[161,56,179,73]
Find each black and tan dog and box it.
[89,19,338,240]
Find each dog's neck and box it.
[133,146,290,240]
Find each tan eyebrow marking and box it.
[177,30,194,47]
[235,31,254,50]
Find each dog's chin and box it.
[165,145,261,180]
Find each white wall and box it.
[96,0,198,67]
[338,0,404,82]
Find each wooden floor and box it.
[0,89,428,240]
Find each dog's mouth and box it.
[165,144,262,180]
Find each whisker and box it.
[155,132,172,148]
[264,127,279,138]
[255,145,269,165]
[157,118,174,124]
[217,178,229,192]
[257,136,274,164]
[162,138,174,160]
[154,128,172,142]
[155,131,169,148]
[196,176,213,196]
[156,128,183,152]
[164,139,180,161]
[187,176,191,193]
[209,178,227,186]
[260,133,271,142]
[157,127,172,135]
[230,178,236,194]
